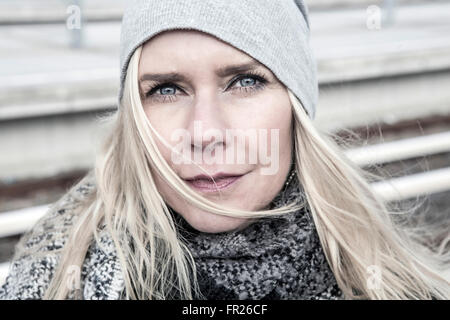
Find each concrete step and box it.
[1,3,450,119]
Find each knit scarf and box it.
[170,176,344,300]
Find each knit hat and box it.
[118,0,318,120]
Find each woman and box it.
[1,0,448,300]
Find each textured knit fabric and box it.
[177,178,343,300]
[0,171,343,300]
[118,0,318,120]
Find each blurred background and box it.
[1,0,449,285]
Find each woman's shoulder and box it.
[17,170,96,255]
[0,170,97,300]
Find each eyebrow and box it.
[139,61,263,83]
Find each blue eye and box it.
[228,73,267,94]
[159,85,177,95]
[143,83,181,103]
[239,77,256,87]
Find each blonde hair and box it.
[35,45,449,299]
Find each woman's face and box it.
[138,30,293,233]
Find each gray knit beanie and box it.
[118,0,318,120]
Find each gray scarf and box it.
[171,174,344,300]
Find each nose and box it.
[186,91,226,152]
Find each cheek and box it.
[143,106,184,161]
[233,90,291,130]
[232,92,293,161]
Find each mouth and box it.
[183,172,246,193]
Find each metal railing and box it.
[346,131,450,167]
[0,205,50,239]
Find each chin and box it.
[182,209,251,234]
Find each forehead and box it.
[139,30,264,71]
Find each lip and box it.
[183,172,245,193]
